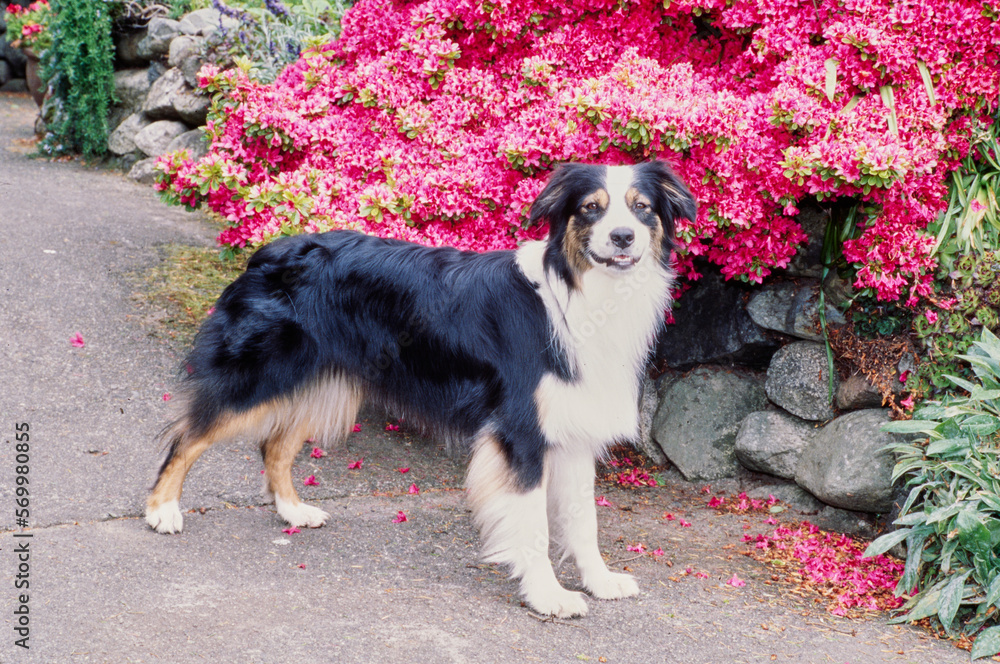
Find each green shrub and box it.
[867,327,1000,659]
[41,0,116,157]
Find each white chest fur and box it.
[516,242,673,454]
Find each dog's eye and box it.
[634,202,648,210]
[584,202,600,211]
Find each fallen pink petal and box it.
[310,447,326,458]
[664,513,676,521]
[595,496,613,507]
[298,564,306,569]
[70,333,85,348]
[626,543,646,553]
[162,393,171,402]
[408,483,419,494]
[352,423,362,432]
[393,510,408,523]
[695,571,709,579]
[728,574,746,587]
[652,548,665,557]
[303,475,319,486]
[679,519,692,527]
[385,423,400,431]
[347,459,363,470]
[283,527,301,535]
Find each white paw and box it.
[146,499,184,534]
[583,570,639,600]
[520,570,589,617]
[275,496,329,528]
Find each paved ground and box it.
[0,91,970,664]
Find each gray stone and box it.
[794,409,899,514]
[652,367,768,481]
[835,373,885,410]
[179,52,209,88]
[1,33,27,76]
[656,270,783,369]
[734,410,816,479]
[172,88,210,126]
[765,341,838,421]
[142,67,187,121]
[108,113,152,157]
[112,68,153,114]
[137,18,182,60]
[0,59,10,88]
[165,128,209,162]
[748,484,825,513]
[785,201,830,278]
[133,120,188,158]
[127,156,160,184]
[746,280,846,342]
[179,8,240,36]
[636,376,667,465]
[810,506,877,539]
[114,28,148,66]
[168,35,202,69]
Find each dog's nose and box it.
[610,228,635,249]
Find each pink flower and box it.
[303,475,319,486]
[352,423,362,432]
[679,519,692,528]
[162,393,171,402]
[664,513,676,521]
[385,424,400,431]
[898,370,911,383]
[764,517,778,525]
[347,459,363,470]
[397,467,410,473]
[695,571,709,579]
[727,574,746,587]
[924,310,938,324]
[393,510,408,523]
[652,548,665,557]
[206,306,215,316]
[595,496,613,507]
[283,527,301,535]
[408,483,419,494]
[298,563,306,569]
[708,496,726,508]
[900,395,915,409]
[70,333,85,348]
[627,543,646,553]
[310,447,325,458]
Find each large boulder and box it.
[137,17,182,60]
[115,28,149,66]
[734,410,815,479]
[765,341,838,421]
[142,67,187,120]
[652,367,768,481]
[107,112,152,156]
[134,120,188,158]
[746,280,845,342]
[165,128,209,162]
[794,409,900,514]
[172,88,210,126]
[179,8,240,36]
[168,34,203,69]
[656,270,783,369]
[635,376,667,465]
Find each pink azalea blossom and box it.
[652,548,665,557]
[352,423,362,432]
[695,571,709,579]
[310,447,325,458]
[397,467,410,473]
[900,395,915,409]
[347,459,363,469]
[679,519,692,528]
[727,574,746,587]
[708,496,726,508]
[283,527,301,535]
[595,495,613,507]
[408,483,419,494]
[627,543,646,553]
[70,333,85,348]
[385,424,400,431]
[924,310,938,324]
[664,513,676,521]
[303,475,319,486]
[393,510,408,523]
[162,393,171,402]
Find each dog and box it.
[145,160,696,617]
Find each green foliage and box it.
[40,0,116,157]
[849,294,914,339]
[909,250,1000,400]
[868,328,1000,657]
[206,0,350,83]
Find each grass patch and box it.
[137,244,246,345]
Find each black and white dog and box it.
[146,161,696,617]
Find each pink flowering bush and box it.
[156,0,1000,301]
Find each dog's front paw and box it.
[583,570,639,600]
[522,583,589,618]
[146,499,184,534]
[275,497,329,528]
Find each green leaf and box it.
[864,527,910,557]
[971,625,1000,660]
[916,60,936,105]
[926,438,968,456]
[927,502,965,524]
[879,85,898,136]
[938,570,972,631]
[892,578,947,622]
[882,419,941,436]
[824,58,838,102]
[985,574,1000,608]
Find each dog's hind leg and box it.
[466,434,589,618]
[261,374,362,528]
[546,445,639,601]
[146,406,267,534]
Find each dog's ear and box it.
[529,163,583,231]
[636,160,697,255]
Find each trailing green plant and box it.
[866,327,1000,659]
[40,0,116,157]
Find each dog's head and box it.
[529,161,696,286]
